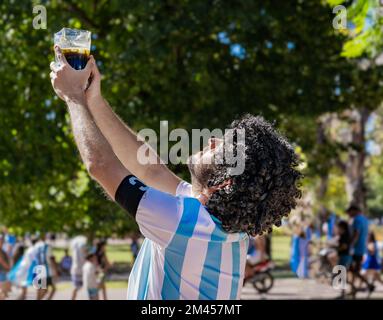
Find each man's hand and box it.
[67,54,182,195]
[50,46,94,102]
[86,58,102,104]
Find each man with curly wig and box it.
[50,48,302,300]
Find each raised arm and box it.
[50,48,129,199]
[84,62,181,195]
[66,96,128,198]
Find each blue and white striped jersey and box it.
[34,241,53,277]
[127,181,249,300]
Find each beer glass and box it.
[54,28,91,70]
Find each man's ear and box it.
[199,178,232,205]
[209,178,233,193]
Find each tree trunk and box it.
[316,117,329,201]
[343,108,370,213]
[316,114,332,205]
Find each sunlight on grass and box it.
[272,235,291,267]
[53,244,134,265]
[53,238,291,268]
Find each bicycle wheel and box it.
[252,271,274,294]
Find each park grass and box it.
[271,235,290,267]
[53,227,383,268]
[53,244,134,265]
[53,237,292,268]
[53,229,383,286]
[52,234,295,290]
[271,235,296,278]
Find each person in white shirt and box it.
[82,252,99,300]
[70,236,87,300]
[9,237,38,300]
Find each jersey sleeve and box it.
[115,175,184,247]
[175,180,193,197]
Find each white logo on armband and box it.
[129,176,149,192]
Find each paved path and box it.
[7,278,383,300]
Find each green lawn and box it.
[52,235,293,285]
[271,235,291,268]
[53,237,292,268]
[53,244,134,266]
[271,235,296,278]
[54,238,291,265]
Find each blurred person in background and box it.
[83,250,99,300]
[0,234,11,299]
[336,220,352,269]
[70,236,87,300]
[290,221,311,279]
[2,229,17,260]
[347,205,373,296]
[9,236,38,300]
[60,248,72,276]
[361,231,383,285]
[244,235,268,281]
[326,220,352,268]
[336,220,352,299]
[10,241,25,269]
[34,233,60,300]
[95,239,112,300]
[325,210,337,241]
[130,233,140,263]
[7,240,26,297]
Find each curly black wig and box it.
[205,114,303,237]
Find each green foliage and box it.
[367,147,383,218]
[322,171,349,215]
[329,0,383,58]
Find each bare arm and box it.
[49,48,129,199]
[85,64,181,195]
[102,254,112,270]
[66,96,129,199]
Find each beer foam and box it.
[61,48,90,55]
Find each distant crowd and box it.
[0,231,141,300]
[1,204,382,300]
[290,205,382,298]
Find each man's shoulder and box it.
[176,180,193,197]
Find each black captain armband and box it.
[115,175,149,217]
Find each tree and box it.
[318,1,383,211]
[328,0,383,58]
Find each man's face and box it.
[187,137,223,191]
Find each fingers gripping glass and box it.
[54,28,91,70]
